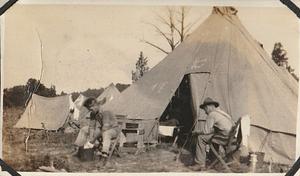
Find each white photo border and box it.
[1,0,299,175]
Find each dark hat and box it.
[84,97,107,109]
[199,97,219,109]
[83,97,97,109]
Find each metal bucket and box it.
[254,152,265,168]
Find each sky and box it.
[3,4,299,93]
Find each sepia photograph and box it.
[1,1,299,174]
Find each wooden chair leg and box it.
[209,144,232,172]
[114,146,121,157]
[207,158,218,170]
[208,148,239,170]
[108,134,121,161]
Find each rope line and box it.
[226,18,233,116]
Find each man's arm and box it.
[193,115,215,135]
[202,116,215,134]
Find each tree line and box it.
[70,83,129,101]
[3,78,130,108]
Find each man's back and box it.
[209,109,234,136]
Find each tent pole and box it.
[25,129,31,153]
[269,131,273,173]
[145,118,159,150]
[175,119,198,162]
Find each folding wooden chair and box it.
[107,122,125,161]
[107,131,122,160]
[207,117,242,172]
[101,130,123,166]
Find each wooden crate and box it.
[116,116,159,148]
[116,117,145,149]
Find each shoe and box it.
[95,151,109,158]
[101,152,109,158]
[83,141,94,149]
[189,164,206,171]
[95,151,103,156]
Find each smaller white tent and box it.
[96,83,120,103]
[71,84,120,121]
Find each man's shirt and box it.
[202,108,234,136]
[101,111,119,131]
[88,110,118,129]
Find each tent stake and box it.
[25,129,31,153]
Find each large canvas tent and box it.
[14,94,73,130]
[104,7,298,165]
[96,83,120,103]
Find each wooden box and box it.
[116,116,159,148]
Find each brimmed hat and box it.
[199,97,219,109]
[83,97,97,109]
[83,97,107,109]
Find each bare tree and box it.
[175,7,193,43]
[142,7,194,54]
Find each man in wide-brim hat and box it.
[73,98,101,151]
[189,97,235,171]
[81,97,126,158]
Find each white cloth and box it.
[73,108,80,121]
[240,114,251,147]
[159,126,175,136]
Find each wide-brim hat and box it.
[83,97,97,109]
[83,97,106,109]
[199,97,219,109]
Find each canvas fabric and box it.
[103,7,298,164]
[14,94,71,130]
[249,126,296,165]
[96,83,120,103]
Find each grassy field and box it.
[2,107,290,173]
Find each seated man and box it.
[98,110,123,157]
[190,97,235,171]
[83,98,123,158]
[74,98,101,148]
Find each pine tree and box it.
[132,51,150,83]
[271,42,288,67]
[271,42,298,81]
